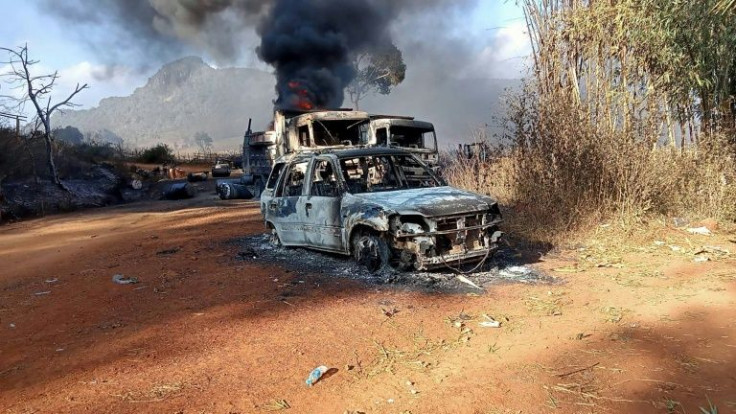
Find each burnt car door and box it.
[303,157,345,252]
[265,160,309,246]
[260,161,285,215]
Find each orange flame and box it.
[288,81,314,110]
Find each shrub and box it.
[137,143,174,164]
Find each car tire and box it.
[352,231,390,273]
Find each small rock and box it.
[673,217,689,228]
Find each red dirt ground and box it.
[1,194,735,413]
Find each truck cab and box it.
[359,116,439,166]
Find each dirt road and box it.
[1,196,735,413]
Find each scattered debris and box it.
[555,362,600,378]
[498,265,533,278]
[305,365,328,387]
[9,323,15,328]
[45,278,58,284]
[33,291,51,296]
[698,245,730,256]
[237,235,555,294]
[456,275,482,290]
[186,172,209,182]
[112,274,139,285]
[162,182,196,200]
[156,247,181,256]
[263,399,291,411]
[694,256,710,263]
[478,314,501,328]
[686,226,712,236]
[217,182,253,200]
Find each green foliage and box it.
[346,43,407,109]
[137,143,174,164]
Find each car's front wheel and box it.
[352,231,390,273]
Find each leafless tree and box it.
[1,44,87,191]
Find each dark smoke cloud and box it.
[37,0,271,67]
[37,0,500,116]
[256,0,393,110]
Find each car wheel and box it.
[352,231,390,272]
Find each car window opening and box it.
[339,155,441,194]
[312,120,362,146]
[310,160,340,197]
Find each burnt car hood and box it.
[347,186,497,217]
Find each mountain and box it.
[54,57,276,152]
[55,56,519,152]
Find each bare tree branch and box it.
[0,44,88,191]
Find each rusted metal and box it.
[260,147,503,271]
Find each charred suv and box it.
[260,147,502,271]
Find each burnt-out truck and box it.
[241,109,439,196]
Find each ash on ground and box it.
[237,235,558,293]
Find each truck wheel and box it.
[352,231,389,273]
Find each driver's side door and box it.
[265,160,309,246]
[303,157,344,252]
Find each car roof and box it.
[327,147,413,158]
[275,147,414,164]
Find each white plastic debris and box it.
[45,278,59,284]
[498,265,532,278]
[479,321,501,328]
[456,275,482,290]
[687,227,712,236]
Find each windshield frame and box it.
[336,153,446,194]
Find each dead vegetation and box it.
[445,0,736,245]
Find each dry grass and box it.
[443,1,736,247]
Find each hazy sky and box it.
[1,0,530,146]
[1,1,528,107]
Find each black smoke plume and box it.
[256,0,392,111]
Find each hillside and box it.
[54,57,276,152]
[55,56,517,151]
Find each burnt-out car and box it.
[260,148,502,272]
